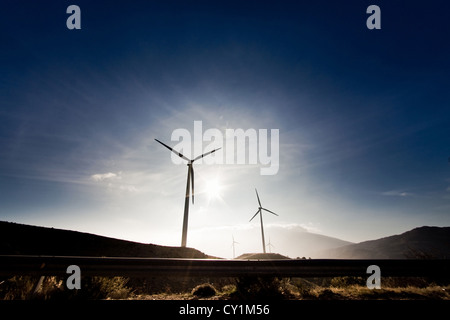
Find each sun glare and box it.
[205,178,223,202]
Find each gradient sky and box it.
[1,1,449,258]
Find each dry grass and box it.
[131,284,450,300]
[1,275,449,300]
[297,284,450,300]
[0,276,133,300]
[133,277,450,300]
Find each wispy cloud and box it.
[118,185,138,192]
[89,171,139,193]
[381,190,414,197]
[266,223,320,233]
[90,172,119,182]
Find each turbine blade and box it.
[262,208,278,216]
[249,209,260,222]
[193,147,221,162]
[155,139,190,162]
[255,188,262,207]
[191,166,194,204]
[154,138,175,153]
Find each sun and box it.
[205,177,223,202]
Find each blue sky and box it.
[1,1,449,258]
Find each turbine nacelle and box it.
[155,138,220,204]
[249,189,278,222]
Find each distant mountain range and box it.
[1,221,448,259]
[314,226,450,259]
[259,225,353,258]
[0,221,212,258]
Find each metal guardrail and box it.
[0,255,449,278]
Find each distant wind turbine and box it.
[155,138,220,247]
[266,237,275,253]
[231,235,239,259]
[249,188,279,253]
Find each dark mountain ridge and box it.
[315,226,450,259]
[0,221,211,258]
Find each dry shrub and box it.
[191,283,217,298]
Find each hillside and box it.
[0,221,212,258]
[235,253,291,260]
[314,226,450,259]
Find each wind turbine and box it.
[155,138,220,247]
[249,188,278,254]
[266,237,275,253]
[231,235,239,259]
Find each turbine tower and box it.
[231,235,239,259]
[155,138,220,247]
[249,188,278,253]
[266,237,275,253]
